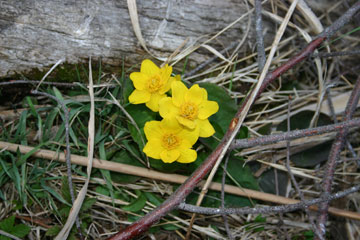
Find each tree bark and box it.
[0,0,258,77]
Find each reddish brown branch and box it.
[108,3,360,239]
[316,75,360,237]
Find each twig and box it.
[231,118,360,149]
[255,0,266,72]
[221,153,233,240]
[0,230,22,240]
[30,89,82,237]
[177,185,360,215]
[285,97,323,240]
[107,3,360,238]
[312,50,360,58]
[316,75,360,237]
[0,80,83,88]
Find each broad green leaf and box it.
[0,216,15,232]
[259,169,288,196]
[125,104,157,151]
[143,192,164,206]
[10,224,31,238]
[122,191,147,212]
[277,111,333,167]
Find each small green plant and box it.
[0,215,31,240]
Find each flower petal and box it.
[160,149,180,163]
[178,127,199,146]
[177,149,197,163]
[159,97,178,120]
[129,89,151,104]
[141,59,160,76]
[197,119,215,138]
[161,117,182,132]
[145,93,165,112]
[176,116,196,129]
[143,139,163,159]
[198,101,219,119]
[171,81,187,107]
[130,72,148,90]
[185,84,206,105]
[144,121,163,140]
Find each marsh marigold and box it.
[159,81,219,138]
[128,59,179,112]
[143,118,199,163]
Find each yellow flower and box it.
[128,59,179,112]
[143,118,199,163]
[159,81,219,138]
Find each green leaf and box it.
[95,186,110,196]
[81,198,97,211]
[259,169,288,196]
[10,224,31,238]
[276,111,333,167]
[111,149,142,183]
[143,192,164,206]
[0,216,15,232]
[122,191,147,212]
[46,225,62,237]
[125,104,157,151]
[199,83,237,134]
[161,223,180,231]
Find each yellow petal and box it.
[141,59,160,75]
[185,84,205,105]
[159,97,179,120]
[179,127,199,146]
[144,121,163,140]
[160,149,180,163]
[176,116,196,129]
[177,149,197,163]
[198,101,219,119]
[129,89,151,104]
[198,119,215,138]
[145,93,165,112]
[160,64,172,81]
[171,81,187,107]
[130,72,148,90]
[161,117,182,132]
[143,140,163,159]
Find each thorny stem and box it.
[30,90,83,238]
[177,185,360,215]
[108,3,360,239]
[316,75,360,237]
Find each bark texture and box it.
[0,0,258,77]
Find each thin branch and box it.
[312,50,360,58]
[255,0,266,72]
[221,153,233,240]
[0,80,83,88]
[107,3,360,239]
[316,75,360,237]
[285,97,323,240]
[177,185,360,215]
[30,89,82,237]
[231,118,360,149]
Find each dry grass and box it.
[0,0,360,239]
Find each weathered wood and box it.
[0,0,258,77]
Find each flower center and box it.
[162,133,180,150]
[147,74,163,93]
[180,102,198,120]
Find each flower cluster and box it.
[129,59,219,164]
